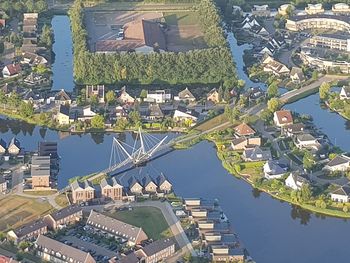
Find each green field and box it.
[107,207,171,240]
[163,11,199,26]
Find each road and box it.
[280,75,349,103]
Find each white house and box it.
[173,107,199,123]
[340,86,350,100]
[79,106,97,121]
[145,90,171,104]
[330,185,350,203]
[285,172,309,190]
[295,134,320,150]
[273,110,293,127]
[117,87,135,104]
[323,155,350,172]
[263,160,287,179]
[2,64,21,78]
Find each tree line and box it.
[69,0,237,86]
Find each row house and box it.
[86,210,148,246]
[0,137,21,155]
[7,219,48,244]
[100,177,123,201]
[127,174,172,196]
[70,180,95,204]
[44,205,83,230]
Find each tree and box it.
[33,64,49,74]
[218,86,224,102]
[303,151,315,171]
[40,24,53,47]
[140,89,148,100]
[267,81,278,98]
[319,82,331,101]
[237,79,245,91]
[105,90,115,105]
[0,41,4,54]
[223,87,231,103]
[300,184,312,202]
[115,118,128,130]
[0,231,5,241]
[329,153,337,160]
[25,0,34,12]
[8,92,20,108]
[232,107,240,120]
[19,102,34,118]
[91,114,105,129]
[89,94,99,106]
[312,70,318,80]
[260,109,273,123]
[35,0,47,13]
[129,110,141,126]
[267,98,280,112]
[18,241,30,251]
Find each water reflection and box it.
[252,188,261,198]
[291,205,311,225]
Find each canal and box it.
[2,15,350,263]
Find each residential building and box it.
[264,160,287,179]
[23,13,38,35]
[204,233,239,247]
[117,87,135,104]
[128,176,143,195]
[330,185,350,203]
[286,15,350,32]
[86,85,105,103]
[0,255,18,263]
[290,67,305,83]
[197,220,230,234]
[184,198,217,211]
[323,155,350,172]
[241,15,260,30]
[21,52,47,66]
[252,5,270,17]
[246,87,265,102]
[0,138,6,154]
[231,137,261,150]
[0,175,7,193]
[100,177,123,200]
[2,64,21,78]
[274,110,293,127]
[70,180,95,204]
[0,19,6,28]
[243,146,272,162]
[332,3,350,15]
[305,3,324,15]
[31,156,51,189]
[44,205,83,230]
[234,123,255,137]
[78,106,97,121]
[295,134,320,150]
[134,238,176,263]
[309,34,350,52]
[207,88,220,103]
[282,123,305,137]
[145,90,171,104]
[7,219,47,244]
[35,235,96,263]
[145,104,164,121]
[56,104,70,125]
[211,246,245,262]
[156,173,172,193]
[262,56,290,77]
[278,4,294,16]
[174,88,195,102]
[173,106,199,123]
[285,171,309,190]
[86,210,148,246]
[141,175,158,194]
[7,137,20,155]
[340,86,350,100]
[114,106,128,120]
[55,89,72,105]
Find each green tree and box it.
[89,94,99,106]
[237,79,245,91]
[33,64,50,74]
[140,89,148,100]
[319,82,331,101]
[300,184,312,202]
[115,118,128,130]
[91,114,105,129]
[8,92,20,108]
[25,0,34,12]
[329,153,337,160]
[303,151,316,171]
[267,98,280,112]
[260,109,273,123]
[0,231,5,241]
[19,102,34,118]
[40,24,53,47]
[18,241,30,251]
[129,110,141,126]
[105,90,115,105]
[267,81,278,98]
[312,70,318,80]
[35,0,47,13]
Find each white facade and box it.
[331,193,349,203]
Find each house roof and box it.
[234,123,255,136]
[289,171,309,185]
[175,106,199,118]
[128,176,141,189]
[116,252,139,263]
[13,219,47,238]
[86,210,148,243]
[100,177,123,189]
[55,89,71,101]
[58,104,70,116]
[274,110,293,125]
[141,174,156,187]
[141,237,176,256]
[0,138,6,149]
[332,185,350,196]
[290,67,305,80]
[244,146,271,161]
[156,173,171,186]
[36,235,93,263]
[70,180,94,191]
[148,104,164,118]
[49,205,82,221]
[31,156,50,177]
[178,88,195,100]
[231,137,246,146]
[327,155,350,167]
[264,160,286,175]
[297,133,316,142]
[4,64,21,75]
[341,86,350,98]
[9,137,20,149]
[284,123,304,133]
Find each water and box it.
[3,14,350,263]
[51,16,74,91]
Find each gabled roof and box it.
[70,180,94,191]
[290,67,305,80]
[231,137,246,146]
[332,185,350,196]
[341,86,350,98]
[175,106,199,118]
[148,104,164,118]
[327,155,350,167]
[297,133,316,142]
[100,177,123,189]
[284,123,304,133]
[9,137,20,149]
[13,219,47,238]
[141,174,157,187]
[3,64,21,75]
[264,160,286,175]
[156,173,171,186]
[49,205,82,221]
[36,235,94,263]
[274,110,293,125]
[234,123,255,136]
[0,138,6,149]
[58,104,70,116]
[141,237,176,256]
[178,88,195,100]
[288,171,309,185]
[244,146,271,161]
[55,89,71,101]
[128,176,141,189]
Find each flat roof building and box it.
[286,15,350,32]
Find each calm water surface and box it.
[2,15,350,263]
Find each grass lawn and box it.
[194,114,231,132]
[55,194,70,207]
[0,195,53,231]
[87,2,195,11]
[163,11,199,26]
[23,190,57,196]
[107,207,171,240]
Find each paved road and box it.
[280,75,349,103]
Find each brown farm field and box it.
[0,195,53,231]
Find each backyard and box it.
[106,206,171,240]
